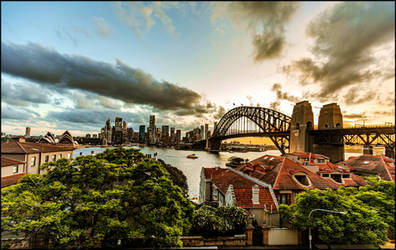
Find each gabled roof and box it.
[1,141,75,154]
[342,155,395,181]
[1,157,25,167]
[287,152,329,160]
[236,155,339,190]
[202,167,277,210]
[1,173,26,188]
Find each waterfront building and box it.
[1,139,74,176]
[25,127,31,138]
[86,134,91,138]
[58,131,74,144]
[38,132,57,144]
[113,117,123,144]
[200,125,204,140]
[106,118,112,144]
[148,115,156,145]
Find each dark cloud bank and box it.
[221,2,300,62]
[282,2,395,103]
[1,42,222,116]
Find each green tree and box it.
[1,148,194,248]
[279,188,388,247]
[190,205,249,237]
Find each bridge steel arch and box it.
[210,106,291,154]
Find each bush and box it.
[190,205,248,237]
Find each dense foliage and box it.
[1,147,194,248]
[279,177,395,247]
[190,205,249,237]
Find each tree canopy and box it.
[279,178,394,247]
[1,147,194,248]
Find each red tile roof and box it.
[1,173,27,188]
[1,141,75,154]
[1,157,25,167]
[203,167,277,210]
[288,152,329,160]
[236,155,339,190]
[342,155,395,181]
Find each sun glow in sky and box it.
[1,2,394,137]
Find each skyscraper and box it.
[176,129,181,146]
[162,125,169,146]
[139,125,145,143]
[200,125,204,140]
[170,127,175,145]
[205,124,208,139]
[148,115,156,145]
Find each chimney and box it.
[252,185,259,205]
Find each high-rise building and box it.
[200,125,204,140]
[25,127,31,137]
[176,130,181,146]
[205,124,208,139]
[139,125,145,143]
[148,115,156,145]
[170,127,175,145]
[113,117,123,144]
[105,118,112,143]
[161,125,169,146]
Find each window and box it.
[363,161,369,164]
[31,157,36,166]
[52,155,56,161]
[59,154,62,159]
[252,185,259,205]
[279,193,292,205]
[322,173,329,177]
[342,174,350,179]
[13,165,18,174]
[45,155,49,163]
[294,174,310,186]
[317,159,325,164]
[331,174,342,183]
[67,153,71,159]
[304,161,309,166]
[296,123,300,129]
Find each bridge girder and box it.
[211,106,291,153]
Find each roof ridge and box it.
[15,141,28,153]
[380,156,393,181]
[273,157,286,189]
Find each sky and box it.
[1,2,395,137]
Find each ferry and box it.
[187,153,198,159]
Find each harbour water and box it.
[74,146,369,199]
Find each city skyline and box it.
[1,2,395,136]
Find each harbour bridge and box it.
[194,102,395,161]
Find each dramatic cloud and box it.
[271,83,299,103]
[113,2,178,38]
[211,2,300,61]
[214,106,226,120]
[343,113,367,120]
[1,80,54,106]
[1,104,40,120]
[269,101,280,111]
[93,17,111,37]
[342,87,378,106]
[282,2,395,101]
[1,42,218,115]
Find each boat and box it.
[187,153,198,159]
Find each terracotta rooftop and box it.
[1,157,25,167]
[1,141,75,154]
[236,155,339,190]
[342,155,395,181]
[1,173,27,188]
[203,167,277,210]
[287,152,329,160]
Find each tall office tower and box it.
[114,117,123,144]
[162,125,169,146]
[156,128,161,144]
[200,125,204,140]
[25,127,31,137]
[170,127,175,145]
[176,129,181,146]
[205,124,208,139]
[106,118,112,143]
[122,120,128,143]
[214,122,217,133]
[139,125,145,143]
[149,115,156,145]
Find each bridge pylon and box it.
[313,103,345,162]
[290,101,314,153]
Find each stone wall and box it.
[180,235,247,247]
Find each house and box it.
[285,152,366,187]
[340,155,395,181]
[200,167,279,226]
[1,139,75,175]
[235,155,339,205]
[1,157,26,188]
